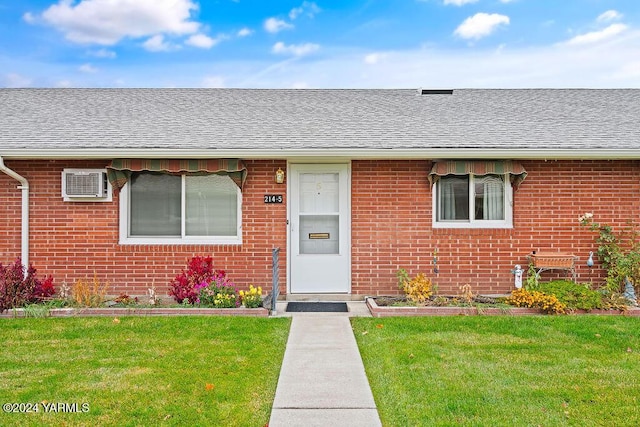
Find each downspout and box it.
[0,157,29,272]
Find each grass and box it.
[352,316,640,426]
[0,316,290,427]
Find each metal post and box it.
[271,247,280,314]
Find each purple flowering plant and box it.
[196,270,240,308]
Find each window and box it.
[434,174,512,228]
[120,172,241,244]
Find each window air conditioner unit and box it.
[62,169,111,201]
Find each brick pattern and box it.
[1,159,638,297]
[0,159,287,298]
[351,159,640,295]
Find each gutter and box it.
[0,156,29,273]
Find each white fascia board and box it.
[2,148,640,160]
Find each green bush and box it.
[579,214,640,293]
[537,280,603,311]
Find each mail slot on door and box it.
[309,233,330,239]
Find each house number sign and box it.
[264,194,284,204]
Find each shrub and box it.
[72,274,109,307]
[240,285,263,308]
[506,288,566,314]
[600,290,632,311]
[34,275,55,300]
[402,273,433,304]
[579,213,640,293]
[169,256,216,304]
[537,280,604,311]
[193,270,239,308]
[0,258,55,313]
[396,268,410,291]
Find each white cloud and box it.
[272,41,320,56]
[443,0,478,5]
[39,0,199,45]
[237,27,253,37]
[454,13,510,40]
[23,12,36,24]
[142,34,174,52]
[597,10,622,23]
[186,33,220,49]
[264,17,293,34]
[566,23,628,45]
[289,2,321,20]
[364,53,385,64]
[79,63,98,73]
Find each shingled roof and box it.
[1,88,639,159]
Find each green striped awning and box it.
[106,159,247,190]
[428,160,527,188]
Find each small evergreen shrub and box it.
[537,280,604,311]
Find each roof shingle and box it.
[1,88,638,157]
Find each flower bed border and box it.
[366,297,640,318]
[0,306,269,319]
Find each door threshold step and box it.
[285,294,363,302]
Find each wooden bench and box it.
[528,252,578,282]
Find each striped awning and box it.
[106,159,247,190]
[428,160,527,188]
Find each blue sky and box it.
[1,0,639,88]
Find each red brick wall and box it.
[0,159,288,299]
[2,159,638,298]
[351,159,640,295]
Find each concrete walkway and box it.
[269,305,382,426]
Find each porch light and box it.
[275,168,285,184]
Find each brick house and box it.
[1,88,639,299]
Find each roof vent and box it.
[418,89,453,95]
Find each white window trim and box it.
[118,175,242,245]
[432,174,513,229]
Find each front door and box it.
[290,163,351,293]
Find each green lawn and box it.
[352,316,640,426]
[0,316,290,427]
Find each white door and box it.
[290,164,351,293]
